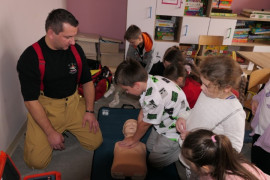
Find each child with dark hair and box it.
[114,58,190,169]
[149,45,185,76]
[125,25,158,73]
[164,62,201,108]
[176,56,246,153]
[181,129,270,180]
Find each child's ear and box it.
[201,165,212,174]
[224,85,232,93]
[176,77,184,87]
[133,82,141,89]
[138,35,143,42]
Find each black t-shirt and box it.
[17,37,92,101]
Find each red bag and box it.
[78,63,113,101]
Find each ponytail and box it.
[182,129,260,180]
[237,75,247,105]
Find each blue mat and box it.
[91,106,180,180]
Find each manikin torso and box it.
[111,119,147,180]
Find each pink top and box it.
[199,164,270,180]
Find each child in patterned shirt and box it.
[114,58,190,169]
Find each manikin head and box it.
[123,119,138,137]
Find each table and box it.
[237,51,270,69]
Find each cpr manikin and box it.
[111,119,147,180]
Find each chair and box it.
[243,68,270,122]
[195,35,224,64]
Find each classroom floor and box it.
[11,89,252,180]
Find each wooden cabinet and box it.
[126,0,270,58]
[156,0,185,16]
[208,18,237,45]
[126,0,156,35]
[179,16,210,44]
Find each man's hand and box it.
[118,136,139,148]
[83,112,100,134]
[47,130,65,150]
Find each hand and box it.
[47,130,65,150]
[180,131,189,140]
[176,117,186,133]
[251,100,259,115]
[83,112,100,134]
[118,136,138,148]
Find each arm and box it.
[119,109,152,148]
[251,100,259,116]
[176,117,189,140]
[221,110,246,152]
[25,100,64,150]
[82,81,99,133]
[251,85,265,115]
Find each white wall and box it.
[0,0,66,152]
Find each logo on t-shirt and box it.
[159,88,168,98]
[68,63,77,74]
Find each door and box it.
[126,0,156,56]
[180,16,210,44]
[208,18,237,45]
[156,0,185,16]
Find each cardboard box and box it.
[86,53,99,61]
[75,33,100,60]
[75,32,100,43]
[100,51,124,68]
[76,41,97,56]
[100,41,120,53]
[100,36,122,53]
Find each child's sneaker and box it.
[109,91,120,107]
[104,84,115,98]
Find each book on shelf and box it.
[211,8,232,13]
[232,38,248,43]
[184,0,206,16]
[251,28,270,34]
[249,34,270,40]
[211,12,237,17]
[155,19,174,27]
[241,11,270,19]
[242,9,270,15]
[234,28,250,32]
[212,0,233,10]
[233,34,249,38]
